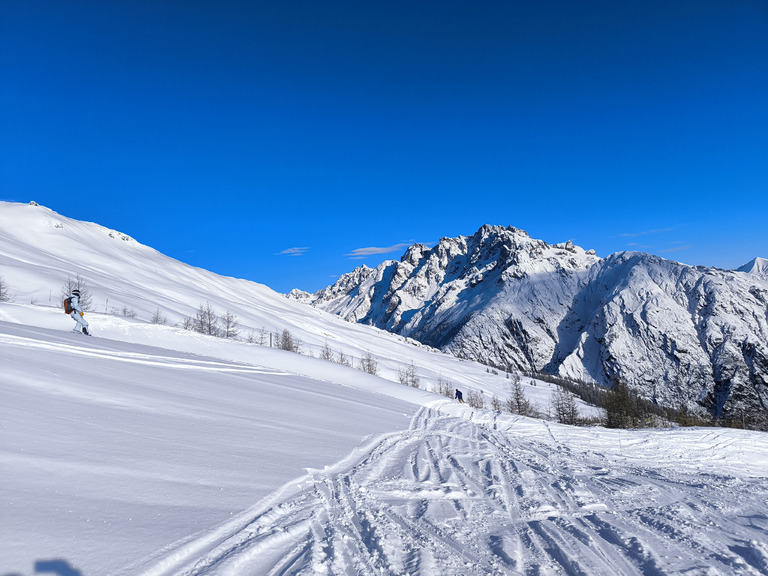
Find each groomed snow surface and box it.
[2,305,768,576]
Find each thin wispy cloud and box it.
[277,247,310,257]
[658,245,691,253]
[619,227,677,238]
[347,243,411,260]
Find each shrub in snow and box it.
[359,352,379,375]
[398,361,420,388]
[194,302,220,336]
[507,377,537,417]
[221,311,239,340]
[336,349,353,367]
[151,308,167,325]
[0,275,11,302]
[61,275,92,311]
[551,386,579,425]
[433,375,454,398]
[466,389,485,409]
[320,340,335,362]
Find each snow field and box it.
[0,316,416,575]
[4,305,768,575]
[121,405,768,576]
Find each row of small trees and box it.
[180,302,240,339]
[269,333,382,376]
[0,275,586,425]
[15,276,762,429]
[523,370,768,430]
[401,361,574,422]
[57,276,242,340]
[601,379,711,429]
[0,272,639,428]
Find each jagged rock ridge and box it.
[294,225,768,419]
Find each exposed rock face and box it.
[293,226,768,418]
[555,252,768,417]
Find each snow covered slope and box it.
[3,201,768,575]
[297,225,768,420]
[0,312,418,575]
[3,310,768,576]
[0,201,591,411]
[128,406,768,576]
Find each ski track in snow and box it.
[0,331,286,375]
[125,407,768,576]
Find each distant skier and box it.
[67,289,90,335]
[455,389,464,403]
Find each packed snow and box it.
[2,202,768,575]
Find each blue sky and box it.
[2,1,766,293]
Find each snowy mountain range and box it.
[2,201,768,575]
[292,225,768,420]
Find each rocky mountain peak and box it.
[293,226,768,421]
[737,257,768,277]
[400,243,430,266]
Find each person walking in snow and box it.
[69,289,90,335]
[455,388,464,403]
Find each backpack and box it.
[64,297,73,314]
